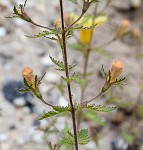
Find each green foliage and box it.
[85,111,105,126]
[26,30,57,39]
[50,56,76,71]
[62,73,80,83]
[61,129,90,145]
[122,133,134,145]
[77,129,90,145]
[70,23,97,30]
[39,106,71,120]
[39,111,59,120]
[75,104,116,112]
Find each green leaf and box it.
[61,129,90,145]
[50,56,76,71]
[40,106,71,120]
[75,104,116,112]
[25,30,57,38]
[49,55,65,69]
[122,133,134,145]
[78,129,90,145]
[39,111,59,120]
[53,105,71,112]
[92,47,111,57]
[62,73,80,83]
[69,0,77,4]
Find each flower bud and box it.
[15,5,32,22]
[82,0,92,13]
[110,60,124,83]
[22,67,43,99]
[54,18,62,30]
[132,28,142,41]
[22,67,35,88]
[64,13,72,26]
[117,19,130,37]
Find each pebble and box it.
[111,137,128,150]
[0,133,8,142]
[0,143,10,150]
[31,131,44,144]
[0,27,6,38]
[13,97,26,107]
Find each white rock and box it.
[0,27,6,38]
[0,143,9,150]
[130,0,142,8]
[13,97,26,107]
[40,120,48,129]
[31,131,44,144]
[0,133,8,142]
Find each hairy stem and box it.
[59,0,78,149]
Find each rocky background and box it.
[0,0,143,150]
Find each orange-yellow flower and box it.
[110,60,124,83]
[79,16,107,45]
[22,67,35,88]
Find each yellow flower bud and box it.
[22,67,35,88]
[117,19,130,37]
[54,18,62,30]
[110,60,124,83]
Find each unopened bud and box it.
[132,28,142,41]
[82,0,92,13]
[22,67,35,88]
[54,18,62,30]
[110,60,124,83]
[64,13,72,26]
[117,19,130,37]
[16,5,32,22]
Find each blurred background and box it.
[0,0,143,150]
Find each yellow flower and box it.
[22,67,35,88]
[110,60,124,83]
[80,16,107,45]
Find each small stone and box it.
[130,0,142,8]
[9,125,17,130]
[13,97,26,107]
[31,131,44,144]
[0,27,6,38]
[111,137,128,150]
[0,143,9,150]
[0,133,8,142]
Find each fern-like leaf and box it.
[39,111,59,120]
